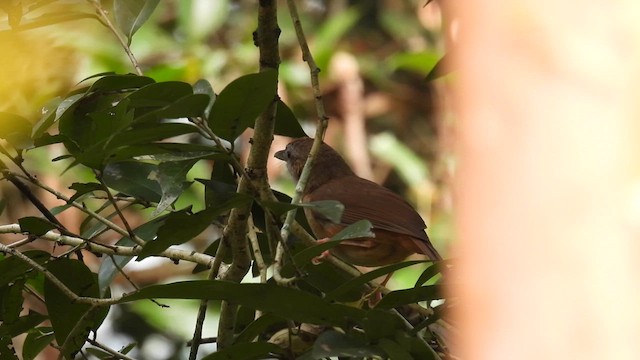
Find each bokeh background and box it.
[0,1,450,358]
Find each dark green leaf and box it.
[376,338,413,360]
[68,182,104,203]
[201,341,284,360]
[0,251,50,288]
[1,278,25,324]
[87,74,155,94]
[108,142,224,163]
[134,94,211,124]
[137,208,217,259]
[33,133,66,147]
[126,81,194,107]
[44,259,109,358]
[113,0,160,45]
[293,220,373,267]
[375,285,441,310]
[330,219,373,241]
[120,281,366,326]
[0,112,33,148]
[32,97,62,139]
[235,313,285,344]
[273,100,306,138]
[208,69,278,141]
[301,200,345,224]
[109,123,200,148]
[153,160,196,215]
[197,178,253,211]
[414,262,443,287]
[18,217,57,236]
[258,200,298,218]
[102,161,162,202]
[311,330,383,358]
[22,327,54,360]
[360,309,402,340]
[325,260,430,301]
[4,311,48,337]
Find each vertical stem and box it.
[215,0,280,350]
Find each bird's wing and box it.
[305,176,429,242]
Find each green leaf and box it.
[376,338,413,360]
[44,259,109,358]
[193,79,217,118]
[22,327,54,360]
[134,94,211,124]
[375,285,441,310]
[0,251,50,288]
[32,97,62,139]
[102,161,162,202]
[311,330,383,358]
[87,74,155,94]
[108,142,224,163]
[208,69,278,141]
[68,182,104,203]
[17,217,57,236]
[0,278,25,325]
[426,53,452,81]
[0,112,33,149]
[388,51,441,75]
[325,260,431,302]
[113,0,161,45]
[197,178,253,211]
[120,281,366,326]
[4,311,48,337]
[201,341,284,360]
[109,123,200,148]
[98,218,166,295]
[272,100,306,138]
[137,208,217,259]
[235,313,285,344]
[126,81,194,108]
[301,200,345,224]
[59,96,135,169]
[152,160,197,216]
[414,261,443,287]
[293,220,373,266]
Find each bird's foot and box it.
[311,238,331,265]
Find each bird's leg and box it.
[311,238,331,265]
[365,272,394,307]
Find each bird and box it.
[274,137,441,268]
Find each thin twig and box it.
[87,0,143,75]
[273,0,331,284]
[188,237,229,359]
[0,242,118,306]
[247,214,267,283]
[96,173,137,242]
[12,172,146,246]
[86,339,137,360]
[0,224,215,269]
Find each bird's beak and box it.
[274,149,287,161]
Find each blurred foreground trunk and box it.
[451,1,640,359]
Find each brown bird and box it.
[274,137,441,267]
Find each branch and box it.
[12,172,146,246]
[273,0,332,283]
[215,0,281,350]
[0,224,215,268]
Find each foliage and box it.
[0,1,448,359]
